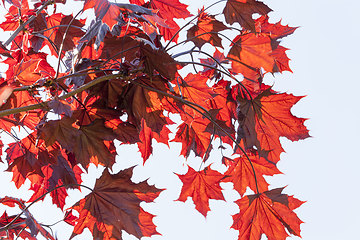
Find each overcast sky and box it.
[0,0,359,240]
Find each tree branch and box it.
[0,73,126,117]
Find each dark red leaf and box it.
[223,0,271,31]
[70,168,162,239]
[187,10,228,49]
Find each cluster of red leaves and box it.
[0,0,309,239]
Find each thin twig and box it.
[55,10,83,79]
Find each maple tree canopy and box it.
[0,0,309,239]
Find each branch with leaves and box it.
[0,0,309,239]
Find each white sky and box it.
[0,0,359,240]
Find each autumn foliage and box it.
[0,0,309,239]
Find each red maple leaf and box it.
[177,166,225,217]
[137,118,171,162]
[228,33,292,75]
[83,0,156,31]
[28,150,83,209]
[151,0,191,42]
[173,73,216,116]
[39,117,116,169]
[11,59,54,85]
[232,188,304,240]
[255,15,297,40]
[130,0,191,42]
[45,13,85,57]
[0,0,33,32]
[138,41,179,80]
[233,85,309,163]
[0,90,44,133]
[70,167,162,240]
[223,0,271,32]
[172,118,212,159]
[187,9,228,49]
[222,151,281,196]
[5,132,50,188]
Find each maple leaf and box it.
[174,73,216,114]
[187,10,228,49]
[172,118,212,159]
[48,99,73,117]
[0,90,44,133]
[28,150,83,209]
[228,33,291,75]
[44,13,85,56]
[98,34,142,61]
[39,117,116,169]
[138,40,179,80]
[138,118,171,162]
[222,151,281,196]
[83,0,155,31]
[105,119,140,144]
[0,0,33,32]
[232,188,304,240]
[233,85,309,163]
[11,59,54,85]
[70,168,162,240]
[4,49,52,80]
[118,76,175,156]
[204,80,235,145]
[130,0,191,42]
[5,132,51,188]
[255,15,297,40]
[223,0,271,32]
[177,166,225,217]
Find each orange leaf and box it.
[228,33,286,74]
[222,151,281,196]
[232,188,304,240]
[172,118,212,159]
[177,166,225,217]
